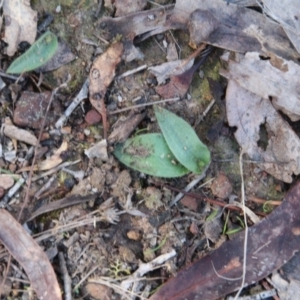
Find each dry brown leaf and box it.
[98,0,299,62]
[0,209,61,300]
[221,52,300,121]
[38,140,68,171]
[3,0,37,56]
[108,112,145,143]
[148,59,194,84]
[226,80,300,183]
[3,123,38,146]
[89,42,123,139]
[115,0,147,17]
[84,139,108,160]
[262,0,300,54]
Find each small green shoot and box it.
[206,209,219,222]
[7,31,58,74]
[144,235,167,254]
[263,201,273,213]
[223,212,244,236]
[222,211,230,235]
[225,227,242,235]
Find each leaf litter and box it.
[1,0,300,299]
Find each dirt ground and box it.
[0,1,290,299]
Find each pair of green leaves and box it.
[7,31,58,74]
[114,106,211,177]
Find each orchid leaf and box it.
[7,31,58,74]
[154,106,210,174]
[114,133,189,178]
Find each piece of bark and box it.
[0,209,61,300]
[150,180,300,300]
[108,112,145,143]
[156,47,212,98]
[3,123,38,146]
[89,42,123,139]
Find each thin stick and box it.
[108,97,180,115]
[73,264,100,292]
[169,168,208,207]
[55,79,89,128]
[59,252,72,300]
[234,150,248,299]
[0,71,23,81]
[194,98,216,128]
[118,64,148,79]
[166,185,241,212]
[247,195,281,206]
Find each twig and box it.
[118,64,148,79]
[233,150,248,300]
[0,177,25,207]
[31,160,81,182]
[165,185,241,212]
[120,249,176,291]
[247,195,281,206]
[95,0,103,17]
[34,174,57,199]
[0,71,24,82]
[55,79,89,128]
[59,252,72,300]
[194,98,216,127]
[93,33,109,45]
[73,264,100,292]
[108,97,180,115]
[169,169,208,207]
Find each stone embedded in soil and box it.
[13,91,62,129]
[0,175,14,189]
[84,109,102,125]
[180,195,199,211]
[83,282,112,300]
[127,230,142,241]
[211,172,233,199]
[189,222,198,235]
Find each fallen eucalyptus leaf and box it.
[7,31,58,74]
[114,133,189,177]
[154,106,210,174]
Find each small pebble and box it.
[85,110,101,125]
[84,129,91,136]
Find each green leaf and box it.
[7,31,58,74]
[114,133,189,177]
[154,106,210,174]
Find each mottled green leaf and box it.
[154,106,210,174]
[7,31,58,74]
[114,133,189,177]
